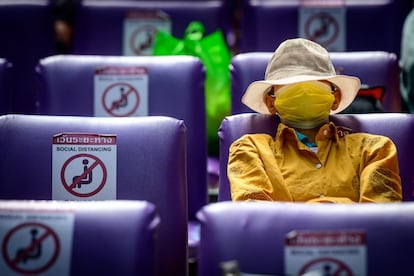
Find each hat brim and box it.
[241,75,361,115]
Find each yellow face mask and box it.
[274,81,335,129]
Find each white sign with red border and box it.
[52,133,117,200]
[123,11,171,56]
[94,66,149,117]
[299,3,346,51]
[0,210,74,276]
[284,230,367,276]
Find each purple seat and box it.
[218,113,414,202]
[238,0,411,56]
[197,201,414,276]
[231,51,402,114]
[0,114,187,276]
[71,0,232,55]
[0,1,56,114]
[0,58,12,114]
[0,199,159,276]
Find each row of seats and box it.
[3,201,414,276]
[0,0,411,113]
[0,50,403,116]
[0,0,410,55]
[49,0,414,56]
[0,199,160,275]
[1,112,414,275]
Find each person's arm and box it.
[358,136,402,202]
[227,135,292,201]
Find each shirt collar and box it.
[276,121,344,145]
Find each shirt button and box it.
[315,163,322,169]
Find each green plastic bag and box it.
[152,21,231,156]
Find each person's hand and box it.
[55,19,73,48]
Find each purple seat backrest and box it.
[197,201,414,276]
[231,51,402,113]
[0,1,56,114]
[0,200,159,276]
[239,0,411,56]
[218,113,414,202]
[36,55,206,222]
[0,114,187,276]
[0,58,12,114]
[72,0,232,55]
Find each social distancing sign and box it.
[0,210,74,276]
[299,3,346,51]
[284,230,367,275]
[123,10,171,56]
[94,66,149,117]
[52,133,117,200]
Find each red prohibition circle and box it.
[2,222,60,275]
[102,82,140,117]
[299,257,353,276]
[129,24,157,55]
[60,153,107,197]
[305,12,339,47]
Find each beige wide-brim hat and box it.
[242,38,361,114]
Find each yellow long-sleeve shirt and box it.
[228,122,402,203]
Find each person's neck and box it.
[294,127,321,144]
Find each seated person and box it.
[228,38,402,203]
